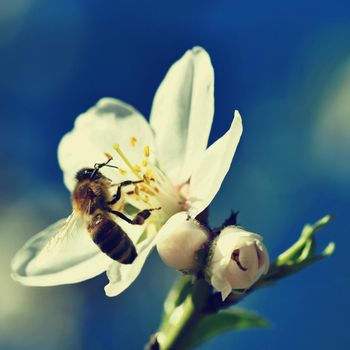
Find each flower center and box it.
[109,137,184,229]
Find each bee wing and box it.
[46,211,85,250]
[11,214,112,286]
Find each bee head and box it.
[76,168,102,182]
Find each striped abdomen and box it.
[87,212,137,264]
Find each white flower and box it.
[11,47,243,297]
[156,212,209,271]
[208,226,269,301]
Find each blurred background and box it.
[1,0,349,349]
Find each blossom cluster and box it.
[11,47,269,301]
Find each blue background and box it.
[0,0,349,349]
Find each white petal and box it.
[150,47,214,185]
[58,98,155,191]
[104,235,156,297]
[211,273,232,301]
[189,111,243,217]
[156,211,208,271]
[216,226,262,256]
[11,218,112,286]
[256,240,270,274]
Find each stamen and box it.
[144,145,150,157]
[143,174,150,184]
[140,185,156,196]
[113,144,142,180]
[111,143,182,223]
[130,136,137,147]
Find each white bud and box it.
[208,226,269,300]
[156,212,209,271]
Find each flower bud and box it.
[208,226,269,300]
[156,212,209,271]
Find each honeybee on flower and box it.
[11,47,243,297]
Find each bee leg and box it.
[129,208,161,225]
[108,180,143,205]
[107,209,134,225]
[108,207,161,225]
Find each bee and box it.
[51,156,159,264]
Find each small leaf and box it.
[254,215,335,289]
[301,214,334,239]
[297,238,316,262]
[276,214,334,265]
[187,308,268,349]
[322,241,335,256]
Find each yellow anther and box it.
[130,136,137,147]
[104,152,113,161]
[118,168,127,176]
[143,174,150,184]
[134,185,140,196]
[154,187,160,193]
[144,145,150,157]
[133,165,141,173]
[142,159,148,167]
[143,195,150,203]
[113,144,142,180]
[145,169,155,180]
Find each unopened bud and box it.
[208,226,269,300]
[156,212,209,271]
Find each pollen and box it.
[134,185,140,196]
[119,168,127,176]
[142,159,148,167]
[144,145,150,158]
[130,136,137,147]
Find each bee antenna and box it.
[90,158,119,179]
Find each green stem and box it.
[156,280,212,350]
